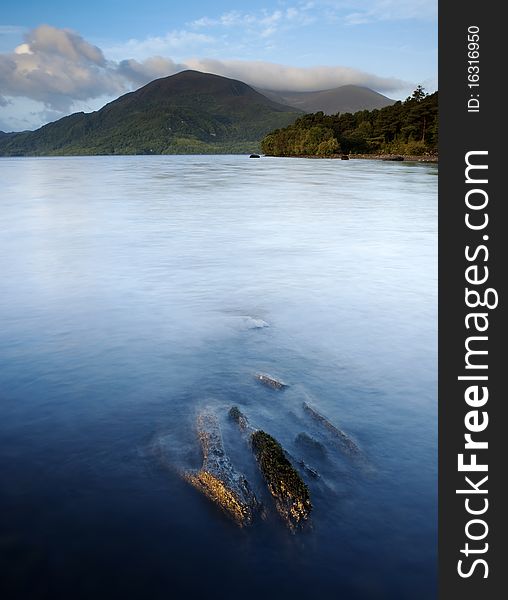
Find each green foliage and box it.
[409,84,428,102]
[261,88,438,157]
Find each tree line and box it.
[260,87,438,157]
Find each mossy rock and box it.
[251,430,311,529]
[184,409,259,526]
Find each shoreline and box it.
[351,153,438,163]
[1,152,439,162]
[263,153,438,163]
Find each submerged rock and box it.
[255,373,288,390]
[239,316,269,329]
[251,431,312,530]
[230,406,312,529]
[228,405,251,432]
[297,460,320,479]
[302,401,362,458]
[295,432,327,459]
[184,410,259,526]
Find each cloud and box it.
[110,54,408,94]
[190,1,435,33]
[104,30,215,62]
[0,25,26,35]
[0,24,413,130]
[0,25,125,110]
[111,55,408,94]
[184,58,407,92]
[342,0,437,25]
[25,24,105,65]
[116,56,184,86]
[190,6,315,38]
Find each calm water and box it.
[0,156,437,599]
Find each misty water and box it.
[0,155,437,599]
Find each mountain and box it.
[259,85,395,115]
[0,71,302,156]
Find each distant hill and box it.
[259,85,395,115]
[0,71,302,156]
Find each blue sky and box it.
[0,1,437,131]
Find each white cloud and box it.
[184,58,407,92]
[190,1,435,33]
[0,25,124,110]
[0,24,413,130]
[0,25,26,35]
[104,30,215,62]
[341,0,437,25]
[109,54,409,93]
[116,56,184,86]
[26,24,106,65]
[189,6,315,38]
[14,43,33,55]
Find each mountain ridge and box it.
[258,84,395,115]
[0,70,301,156]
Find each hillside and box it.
[259,85,394,115]
[0,71,301,156]
[261,89,438,157]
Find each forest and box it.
[260,87,438,157]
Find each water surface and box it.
[0,155,437,599]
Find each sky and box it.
[0,1,437,131]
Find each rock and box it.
[228,406,251,432]
[249,154,261,158]
[251,430,312,530]
[255,373,288,390]
[297,460,320,479]
[238,316,269,329]
[282,447,320,481]
[302,401,362,458]
[340,154,349,160]
[383,155,404,161]
[295,432,327,459]
[230,407,312,529]
[184,410,259,526]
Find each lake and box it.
[0,155,437,599]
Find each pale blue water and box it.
[0,155,437,599]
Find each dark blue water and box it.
[0,155,437,599]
